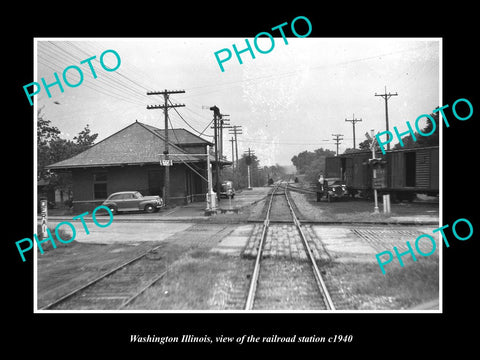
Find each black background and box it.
[6,4,478,355]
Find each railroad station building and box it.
[46,120,224,212]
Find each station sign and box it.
[40,199,48,238]
[160,159,173,166]
[372,166,387,189]
[370,158,387,189]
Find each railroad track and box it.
[40,244,169,310]
[244,181,335,311]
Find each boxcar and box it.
[324,146,439,201]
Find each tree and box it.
[37,111,99,201]
[37,110,62,181]
[291,147,335,182]
[264,164,288,182]
[357,137,381,154]
[73,124,98,152]
[393,111,439,150]
[343,148,363,154]
[236,153,260,188]
[291,150,315,174]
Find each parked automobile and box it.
[102,191,163,214]
[326,178,348,201]
[219,181,235,199]
[316,177,348,202]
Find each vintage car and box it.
[316,177,348,202]
[219,181,235,199]
[102,191,163,214]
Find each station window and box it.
[93,172,108,199]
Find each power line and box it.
[38,42,153,105]
[168,99,214,139]
[37,56,145,106]
[182,44,433,98]
[75,41,160,92]
[37,50,148,106]
[64,41,153,93]
[166,114,207,176]
[235,138,350,145]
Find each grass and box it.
[125,249,252,310]
[327,255,439,310]
[36,224,77,252]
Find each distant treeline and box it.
[221,153,289,189]
[291,148,336,183]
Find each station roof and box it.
[46,121,223,170]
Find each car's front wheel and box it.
[144,204,155,213]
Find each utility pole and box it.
[229,136,236,188]
[229,137,235,170]
[345,114,362,149]
[211,114,230,161]
[147,89,185,207]
[205,144,216,214]
[375,86,398,151]
[226,125,242,188]
[332,133,344,156]
[244,148,255,190]
[209,106,221,199]
[219,117,224,160]
[227,125,243,183]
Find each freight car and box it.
[324,146,439,201]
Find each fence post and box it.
[383,194,391,213]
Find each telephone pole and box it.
[345,114,362,149]
[227,125,242,188]
[229,137,235,169]
[332,133,344,156]
[209,106,221,198]
[211,113,230,160]
[227,125,243,169]
[147,89,185,207]
[375,86,398,151]
[244,148,255,190]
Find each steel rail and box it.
[284,183,336,310]
[39,243,165,310]
[244,182,280,310]
[118,268,169,309]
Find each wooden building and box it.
[46,120,218,212]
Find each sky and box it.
[35,37,440,167]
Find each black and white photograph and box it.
[7,6,478,354]
[32,37,442,313]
